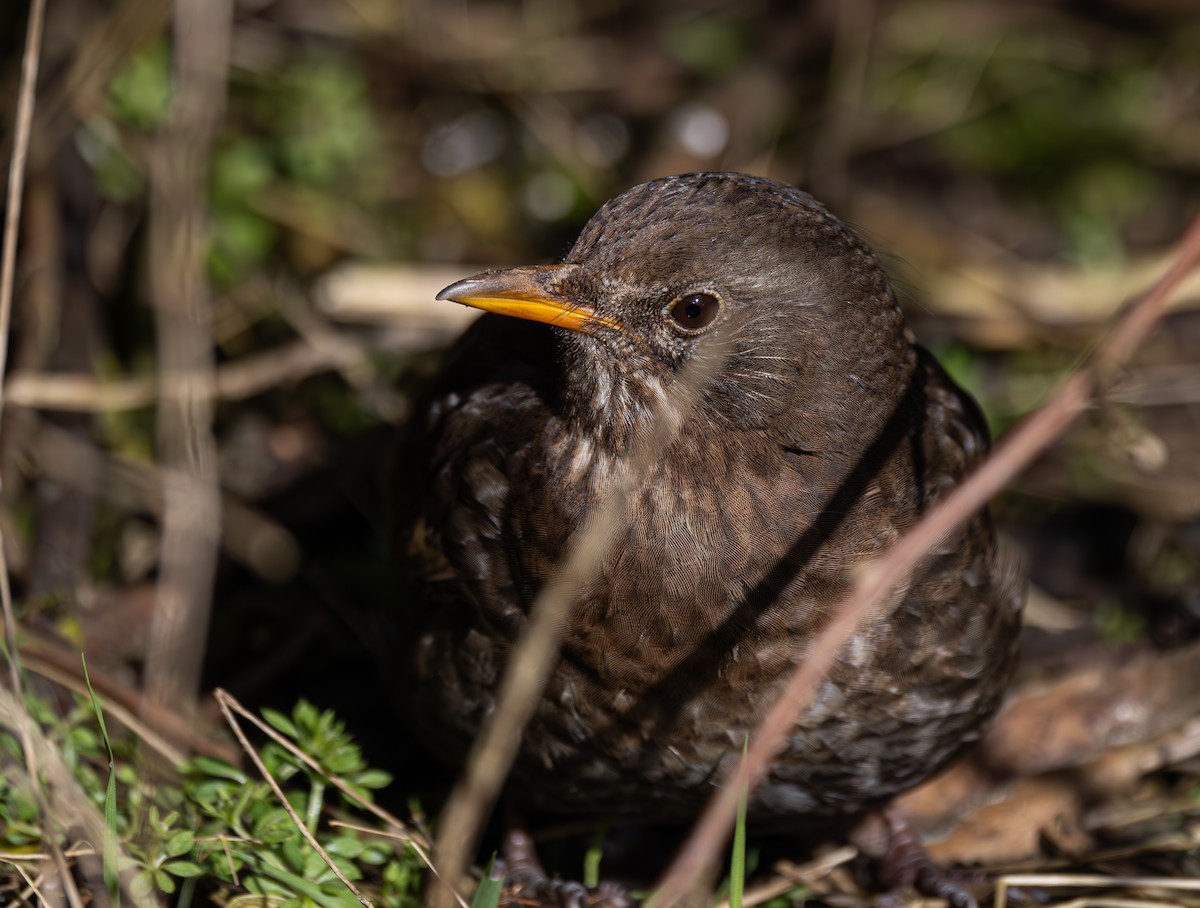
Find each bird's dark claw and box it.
[498,826,634,908]
[875,810,985,908]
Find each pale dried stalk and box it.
[143,0,231,713]
[430,332,732,908]
[5,337,381,411]
[0,2,80,905]
[652,211,1200,906]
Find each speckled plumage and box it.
[391,172,1023,827]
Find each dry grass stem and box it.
[995,874,1200,908]
[19,651,187,765]
[6,337,387,412]
[653,212,1200,905]
[19,634,241,763]
[328,820,450,901]
[712,845,858,908]
[429,329,733,908]
[0,2,77,905]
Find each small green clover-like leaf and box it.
[323,836,364,859]
[349,769,392,790]
[254,807,298,845]
[156,869,176,894]
[293,700,320,733]
[165,829,195,857]
[163,860,204,879]
[358,844,389,866]
[188,756,248,783]
[262,708,300,740]
[130,870,155,899]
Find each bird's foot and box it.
[864,809,986,908]
[498,826,633,908]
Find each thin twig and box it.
[430,329,733,908]
[653,212,1200,906]
[0,0,46,406]
[995,873,1200,908]
[0,3,84,907]
[18,638,241,763]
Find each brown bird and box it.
[391,173,1023,903]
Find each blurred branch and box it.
[31,424,299,582]
[653,210,1200,906]
[6,338,376,411]
[18,635,241,764]
[143,0,232,715]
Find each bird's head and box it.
[437,172,917,450]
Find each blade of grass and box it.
[469,858,503,908]
[583,824,606,890]
[729,737,749,908]
[81,655,120,907]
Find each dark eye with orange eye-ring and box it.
[666,291,721,333]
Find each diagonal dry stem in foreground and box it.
[429,330,734,908]
[652,210,1200,906]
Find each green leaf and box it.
[254,807,298,845]
[348,769,391,790]
[130,870,155,899]
[262,708,300,740]
[233,848,359,908]
[165,829,195,857]
[155,868,176,894]
[471,858,503,908]
[323,836,364,859]
[729,737,749,908]
[107,41,172,130]
[82,655,120,907]
[188,756,248,783]
[163,860,205,879]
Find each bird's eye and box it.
[665,292,721,333]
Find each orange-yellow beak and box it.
[436,265,622,334]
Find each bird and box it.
[389,172,1023,902]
